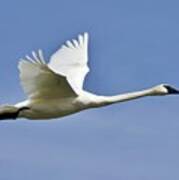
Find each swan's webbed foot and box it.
[0,105,29,120]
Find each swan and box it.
[0,33,178,120]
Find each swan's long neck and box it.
[95,88,154,107]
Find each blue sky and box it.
[0,0,179,179]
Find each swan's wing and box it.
[18,50,77,99]
[48,33,89,94]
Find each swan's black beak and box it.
[164,85,179,95]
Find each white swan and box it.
[0,33,178,120]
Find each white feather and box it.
[0,32,175,120]
[48,33,89,94]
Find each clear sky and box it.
[0,0,179,179]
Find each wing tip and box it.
[83,32,89,41]
[79,32,88,47]
[19,49,46,67]
[84,32,88,36]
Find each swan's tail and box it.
[0,105,28,120]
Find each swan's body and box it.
[0,33,178,120]
[15,91,97,119]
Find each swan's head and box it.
[151,84,179,95]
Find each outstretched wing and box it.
[18,50,77,100]
[48,33,89,94]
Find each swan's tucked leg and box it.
[0,105,28,120]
